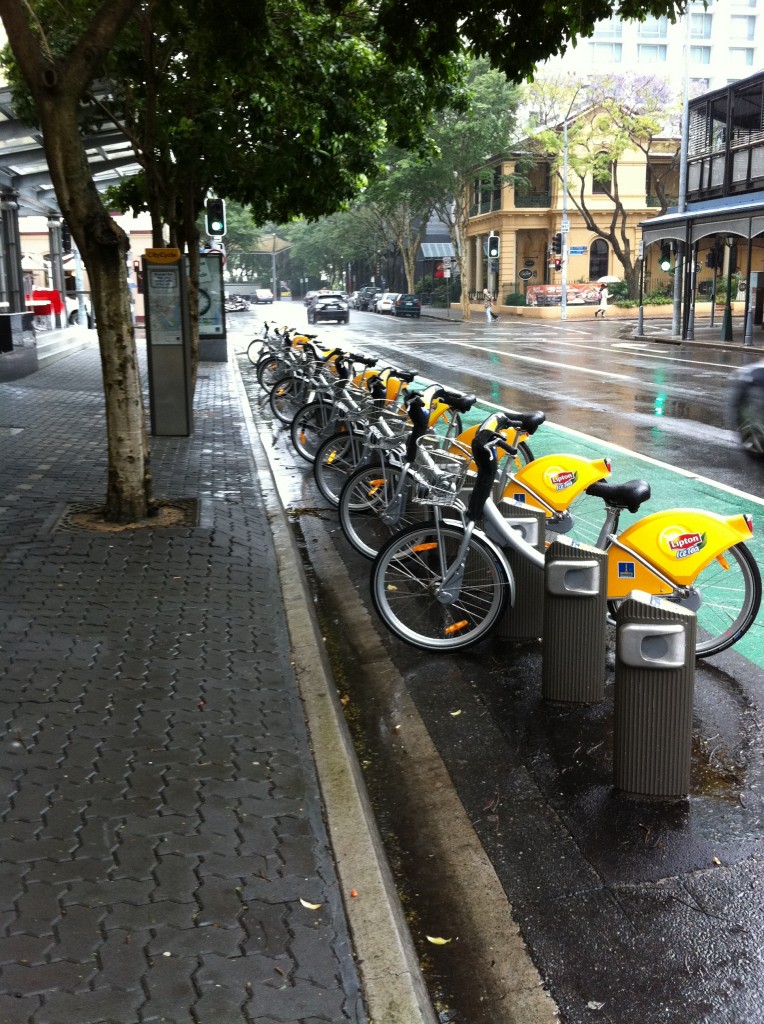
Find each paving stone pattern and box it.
[0,349,365,1023]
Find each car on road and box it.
[393,293,421,318]
[254,288,274,304]
[307,292,350,324]
[729,360,764,457]
[375,292,399,314]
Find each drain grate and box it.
[55,498,200,533]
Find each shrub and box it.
[504,292,527,306]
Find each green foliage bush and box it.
[504,292,527,306]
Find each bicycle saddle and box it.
[437,389,477,413]
[586,479,651,514]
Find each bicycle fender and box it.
[610,509,753,593]
[504,454,612,514]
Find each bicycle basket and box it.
[411,445,469,507]
[368,408,410,451]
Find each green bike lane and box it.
[454,394,764,667]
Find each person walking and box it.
[594,284,609,318]
[483,287,499,323]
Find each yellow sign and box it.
[144,248,181,263]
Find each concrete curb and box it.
[232,353,437,1024]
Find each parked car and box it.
[357,286,381,311]
[375,292,399,314]
[348,291,361,309]
[393,293,421,318]
[307,292,350,324]
[728,360,764,457]
[254,288,273,304]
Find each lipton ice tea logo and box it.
[543,466,578,492]
[660,526,707,560]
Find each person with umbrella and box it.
[594,275,619,318]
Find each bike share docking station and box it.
[542,538,608,705]
[493,498,546,641]
[509,533,697,801]
[614,592,696,802]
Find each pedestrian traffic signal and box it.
[487,233,500,259]
[552,232,562,255]
[205,198,226,236]
[554,257,562,271]
[659,242,672,272]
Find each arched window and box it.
[589,239,609,280]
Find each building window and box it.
[638,15,668,37]
[589,239,609,280]
[690,46,712,64]
[730,46,755,64]
[637,44,668,62]
[592,155,613,195]
[592,16,622,38]
[731,14,756,38]
[690,12,713,37]
[590,41,623,61]
[691,78,711,96]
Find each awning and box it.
[420,242,455,258]
[640,191,764,248]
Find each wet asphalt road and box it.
[237,304,764,1024]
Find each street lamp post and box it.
[721,234,735,342]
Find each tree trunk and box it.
[37,98,151,522]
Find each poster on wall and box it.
[197,252,225,337]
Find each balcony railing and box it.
[514,191,552,208]
[646,193,678,208]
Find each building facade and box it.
[542,3,764,95]
[464,137,680,303]
[644,69,764,338]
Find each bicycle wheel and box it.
[371,522,510,651]
[517,440,534,466]
[340,465,428,559]
[290,400,337,462]
[257,356,289,390]
[691,542,761,657]
[269,376,307,425]
[609,542,762,658]
[247,339,262,365]
[314,431,368,506]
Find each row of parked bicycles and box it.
[246,321,762,659]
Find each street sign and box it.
[561,218,570,233]
[518,268,534,281]
[568,245,587,255]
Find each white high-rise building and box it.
[541,1,764,94]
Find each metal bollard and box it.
[542,539,607,704]
[613,591,696,801]
[494,500,546,640]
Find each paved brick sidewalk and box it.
[0,349,366,1023]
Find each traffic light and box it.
[205,198,226,236]
[659,242,672,272]
[705,243,724,269]
[554,257,562,271]
[487,233,500,259]
[61,223,71,254]
[552,232,562,254]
